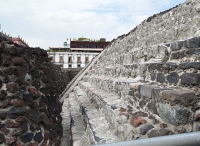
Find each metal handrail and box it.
[93,132,200,146]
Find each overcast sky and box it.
[0,0,185,50]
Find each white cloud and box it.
[0,0,185,49]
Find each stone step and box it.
[73,86,120,144]
[82,75,144,101]
[87,61,200,87]
[77,81,140,141]
[68,93,90,146]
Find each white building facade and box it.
[48,51,99,68]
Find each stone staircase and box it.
[61,0,200,145]
[62,36,200,145]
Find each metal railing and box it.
[93,132,200,146]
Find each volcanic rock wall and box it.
[61,68,82,82]
[0,33,69,146]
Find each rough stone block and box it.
[147,102,158,114]
[6,82,19,93]
[158,103,191,126]
[162,89,195,106]
[167,72,179,84]
[163,62,178,71]
[179,62,200,70]
[130,117,146,127]
[34,132,43,143]
[183,36,200,49]
[181,73,200,85]
[170,41,183,51]
[156,73,165,83]
[20,133,34,143]
[8,108,25,119]
[140,124,154,135]
[140,85,160,98]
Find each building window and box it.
[85,56,89,63]
[63,42,68,47]
[59,56,64,63]
[68,64,72,68]
[77,64,81,68]
[68,56,72,63]
[77,56,81,63]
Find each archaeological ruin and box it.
[0,0,200,145]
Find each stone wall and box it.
[0,33,69,146]
[61,68,82,82]
[62,0,200,145]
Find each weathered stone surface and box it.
[167,72,179,84]
[130,117,147,127]
[20,121,28,132]
[11,129,23,136]
[148,130,159,138]
[160,123,167,129]
[13,57,24,66]
[183,36,200,48]
[23,93,34,101]
[150,73,156,81]
[159,129,173,136]
[0,127,10,135]
[0,100,10,108]
[0,90,7,100]
[157,73,165,83]
[139,100,147,108]
[181,73,200,85]
[15,116,25,122]
[5,120,20,128]
[3,56,12,67]
[0,79,2,89]
[20,133,34,143]
[170,52,179,60]
[170,41,183,51]
[0,112,7,120]
[195,113,200,121]
[11,99,25,106]
[140,85,160,98]
[147,102,158,114]
[0,122,4,129]
[163,62,178,71]
[119,107,127,112]
[3,67,14,75]
[26,110,41,123]
[148,129,173,138]
[31,80,41,89]
[6,82,19,93]
[162,89,195,106]
[34,132,43,143]
[179,62,200,70]
[158,103,191,125]
[8,108,25,119]
[27,142,39,146]
[0,133,5,143]
[2,75,10,83]
[49,130,58,140]
[140,124,154,135]
[29,87,40,97]
[5,137,16,145]
[0,43,5,53]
